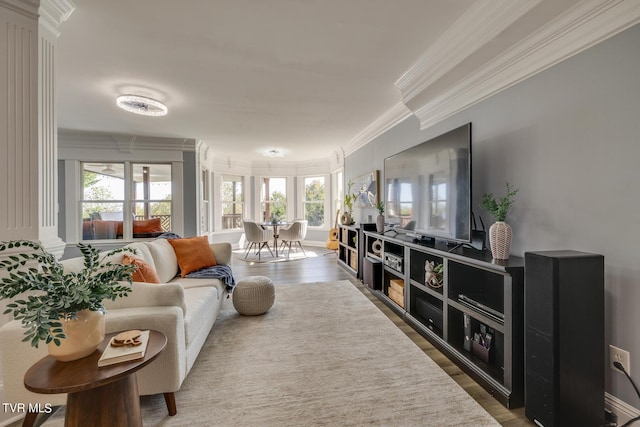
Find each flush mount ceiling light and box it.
[116,94,168,116]
[263,149,284,158]
[102,164,115,174]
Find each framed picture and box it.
[351,170,378,208]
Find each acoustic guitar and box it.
[326,209,340,250]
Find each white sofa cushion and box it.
[147,239,179,283]
[59,241,157,274]
[103,282,187,314]
[123,241,156,269]
[182,286,219,346]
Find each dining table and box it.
[261,221,288,257]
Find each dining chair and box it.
[278,220,308,257]
[243,220,274,260]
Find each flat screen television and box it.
[384,123,472,243]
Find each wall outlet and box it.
[610,345,631,375]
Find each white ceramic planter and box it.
[489,221,512,260]
[48,309,105,361]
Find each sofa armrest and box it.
[210,242,232,265]
[105,306,187,395]
[103,282,187,314]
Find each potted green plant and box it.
[341,180,357,225]
[0,240,136,361]
[376,200,385,233]
[480,182,519,260]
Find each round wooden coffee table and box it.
[24,330,166,427]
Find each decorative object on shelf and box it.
[480,181,519,260]
[352,235,357,246]
[372,240,382,256]
[0,240,135,361]
[352,170,379,208]
[342,179,356,225]
[116,94,167,116]
[375,200,385,233]
[340,211,353,225]
[424,261,444,288]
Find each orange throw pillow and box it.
[122,254,161,284]
[167,236,217,277]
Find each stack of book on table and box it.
[98,330,150,367]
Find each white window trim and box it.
[64,160,182,243]
[297,174,330,229]
[256,176,293,223]
[215,173,247,231]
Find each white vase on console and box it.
[489,221,512,260]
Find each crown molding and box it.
[394,0,541,104]
[209,155,330,176]
[39,0,74,37]
[412,0,640,130]
[0,0,39,18]
[342,102,412,157]
[58,129,196,152]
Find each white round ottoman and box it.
[233,276,275,315]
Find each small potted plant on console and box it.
[480,181,519,260]
[375,200,385,233]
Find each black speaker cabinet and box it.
[524,251,604,427]
[358,223,377,280]
[363,257,381,291]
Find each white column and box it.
[0,0,74,258]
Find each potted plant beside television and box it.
[480,182,519,260]
[0,240,136,361]
[376,200,385,233]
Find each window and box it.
[82,163,125,239]
[221,175,244,229]
[81,162,172,240]
[132,164,172,236]
[201,169,210,233]
[261,177,286,222]
[303,176,325,226]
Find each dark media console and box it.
[361,230,525,408]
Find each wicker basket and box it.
[349,250,358,270]
[388,279,405,308]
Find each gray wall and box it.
[345,23,640,405]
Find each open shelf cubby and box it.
[361,230,524,409]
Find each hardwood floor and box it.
[231,246,535,427]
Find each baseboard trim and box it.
[606,392,640,424]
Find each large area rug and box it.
[42,281,500,426]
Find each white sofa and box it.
[0,238,232,425]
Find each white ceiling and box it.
[56,0,472,162]
[55,1,640,164]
